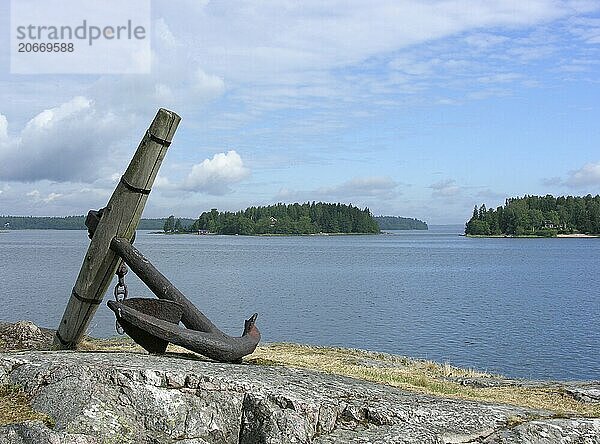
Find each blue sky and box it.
[1,1,599,224]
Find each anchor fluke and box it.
[108,299,260,363]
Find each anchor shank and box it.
[110,237,222,336]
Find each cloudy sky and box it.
[1,1,599,224]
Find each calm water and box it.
[0,227,598,381]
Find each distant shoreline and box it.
[152,231,382,236]
[556,233,600,238]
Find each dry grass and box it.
[79,336,142,352]
[248,343,600,418]
[0,384,54,427]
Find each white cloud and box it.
[0,114,7,140]
[477,73,522,84]
[153,175,172,190]
[464,33,510,48]
[25,96,91,130]
[568,16,600,43]
[476,189,506,200]
[430,179,462,198]
[154,17,178,48]
[541,162,600,189]
[44,192,63,203]
[134,0,600,116]
[0,97,128,183]
[317,176,399,199]
[541,176,563,187]
[276,176,399,202]
[25,189,63,203]
[193,69,226,99]
[2,0,600,220]
[181,150,250,195]
[181,0,591,81]
[565,161,600,188]
[89,19,226,115]
[0,180,114,216]
[390,57,439,76]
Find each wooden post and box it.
[53,108,181,349]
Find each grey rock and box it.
[0,351,596,444]
[564,385,600,404]
[483,418,600,443]
[0,321,53,352]
[0,421,96,444]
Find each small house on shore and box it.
[541,220,566,230]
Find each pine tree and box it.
[163,215,175,233]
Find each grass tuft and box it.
[0,384,54,426]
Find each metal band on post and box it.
[54,330,71,347]
[120,176,151,195]
[71,288,102,305]
[147,130,172,147]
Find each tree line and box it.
[171,202,380,235]
[0,215,192,230]
[465,194,600,236]
[375,216,428,230]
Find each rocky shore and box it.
[1,321,599,443]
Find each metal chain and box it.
[114,262,129,335]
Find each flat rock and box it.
[0,351,598,443]
[564,385,600,404]
[483,418,600,443]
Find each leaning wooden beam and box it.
[53,109,181,349]
[107,300,260,363]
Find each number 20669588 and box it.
[18,42,74,52]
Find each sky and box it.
[1,0,600,224]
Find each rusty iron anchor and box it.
[86,211,261,362]
[107,237,261,362]
[107,299,259,362]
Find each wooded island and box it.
[180,202,380,235]
[465,194,600,237]
[375,216,428,230]
[1,203,430,235]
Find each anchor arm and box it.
[110,237,224,336]
[107,300,260,363]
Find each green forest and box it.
[375,216,428,230]
[0,215,86,230]
[172,202,380,235]
[2,204,426,236]
[465,194,600,236]
[0,215,193,230]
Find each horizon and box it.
[1,2,600,224]
[3,192,600,225]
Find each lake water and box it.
[0,226,598,381]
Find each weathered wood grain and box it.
[53,109,181,349]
